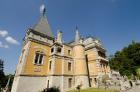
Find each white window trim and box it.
[33,51,45,65]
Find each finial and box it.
[57,27,62,33]
[40,0,46,16]
[75,26,80,44]
[76,25,78,30]
[56,28,62,43]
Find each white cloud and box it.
[0,41,9,48]
[0,41,3,47]
[4,44,9,48]
[5,36,19,45]
[0,30,8,37]
[0,29,20,48]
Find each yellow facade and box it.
[12,4,111,92]
[22,41,51,76]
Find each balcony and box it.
[97,56,108,62]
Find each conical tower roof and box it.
[75,27,80,44]
[32,4,53,38]
[33,16,53,38]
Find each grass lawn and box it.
[68,88,120,92]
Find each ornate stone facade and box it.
[11,4,110,92]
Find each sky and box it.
[0,0,140,74]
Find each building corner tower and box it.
[11,3,54,92]
[73,28,89,88]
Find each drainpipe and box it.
[85,54,91,87]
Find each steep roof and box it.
[32,15,53,38]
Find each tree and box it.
[109,41,140,78]
[0,59,4,76]
[0,59,6,88]
[0,59,14,91]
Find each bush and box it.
[41,87,60,92]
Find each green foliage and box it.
[0,59,6,88]
[41,87,60,92]
[0,59,4,76]
[0,59,14,91]
[68,88,119,92]
[109,41,140,77]
[136,68,140,77]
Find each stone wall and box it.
[11,76,47,92]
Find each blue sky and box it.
[0,0,140,74]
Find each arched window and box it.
[34,51,44,65]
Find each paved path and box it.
[124,85,140,92]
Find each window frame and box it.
[33,51,45,65]
[68,78,72,88]
[51,48,54,53]
[57,47,62,53]
[68,62,72,71]
[49,61,52,70]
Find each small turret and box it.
[56,29,62,44]
[75,27,80,44]
[73,27,89,88]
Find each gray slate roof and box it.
[33,16,53,38]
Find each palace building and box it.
[11,4,110,92]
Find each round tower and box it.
[73,29,89,88]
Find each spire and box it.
[32,1,54,38]
[75,26,80,44]
[40,0,46,16]
[40,4,46,16]
[56,28,62,43]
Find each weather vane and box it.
[40,0,46,16]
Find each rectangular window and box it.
[47,80,49,88]
[94,78,97,83]
[34,52,44,65]
[39,54,43,64]
[51,48,54,53]
[68,78,72,88]
[49,61,52,70]
[68,62,72,71]
[57,48,61,53]
[34,53,40,64]
[68,50,71,55]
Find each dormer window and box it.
[34,51,44,65]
